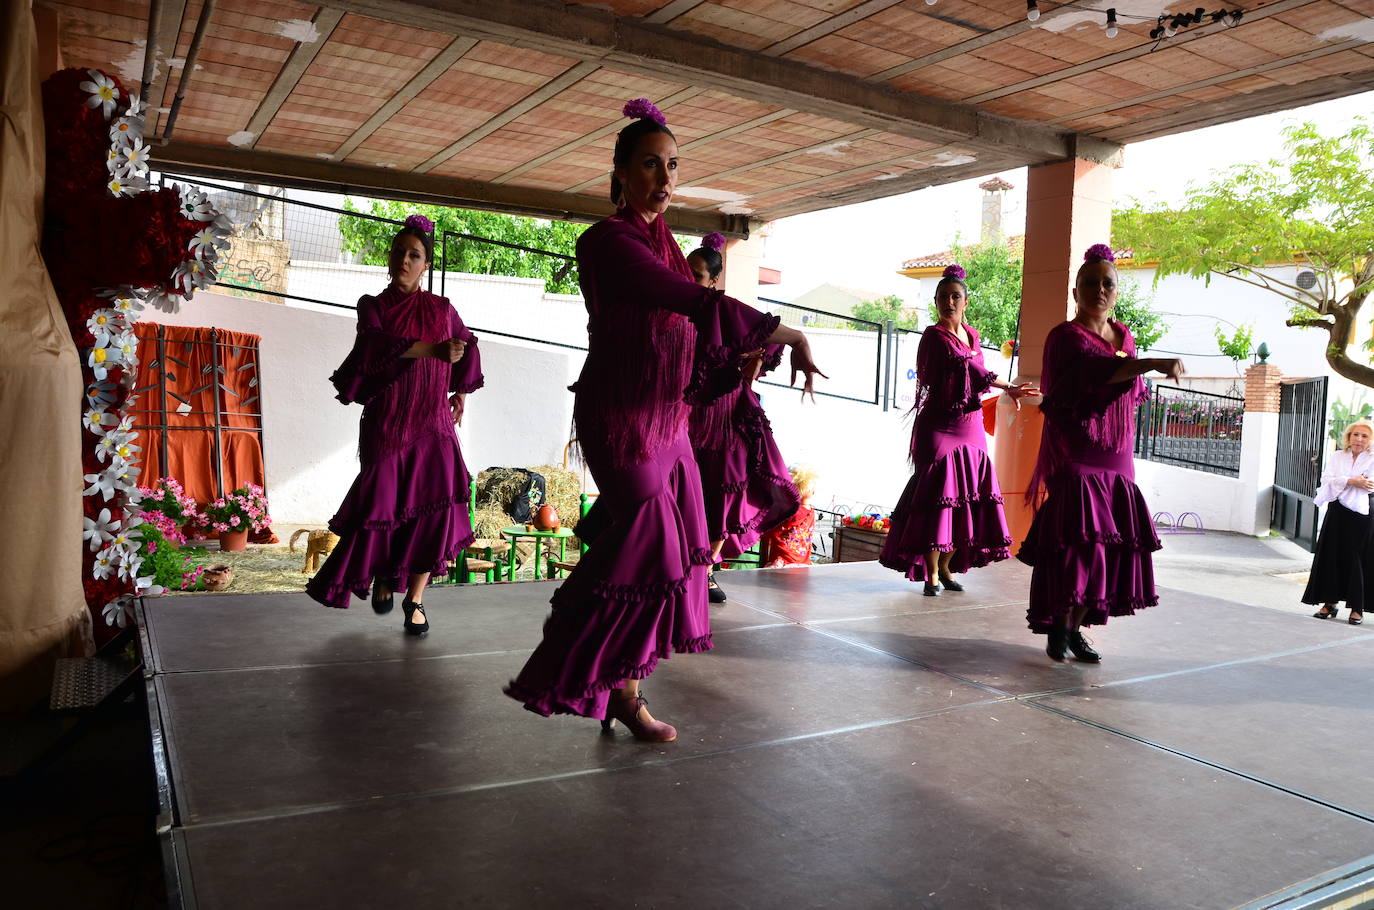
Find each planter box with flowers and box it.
[137,477,219,590]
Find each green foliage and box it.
[141,525,211,592]
[925,241,1022,345]
[851,294,918,329]
[1214,323,1255,363]
[1112,278,1165,352]
[1328,395,1374,448]
[1113,117,1374,384]
[339,198,588,294]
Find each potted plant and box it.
[137,477,203,544]
[203,484,271,551]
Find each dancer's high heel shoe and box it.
[1046,624,1068,662]
[600,691,676,742]
[938,573,964,593]
[402,599,429,636]
[1313,605,1338,619]
[372,579,394,615]
[1067,629,1101,663]
[922,581,940,597]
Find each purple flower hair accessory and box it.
[623,97,667,126]
[702,231,726,252]
[404,214,434,233]
[942,264,967,280]
[1084,243,1116,263]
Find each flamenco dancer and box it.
[879,264,1036,595]
[686,233,800,603]
[505,99,825,742]
[1018,244,1183,662]
[306,216,483,636]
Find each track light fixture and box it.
[1026,0,1040,22]
[1105,7,1118,37]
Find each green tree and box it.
[851,294,918,329]
[1114,118,1374,387]
[921,239,1164,350]
[339,198,588,294]
[1214,323,1255,366]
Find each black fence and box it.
[1134,383,1245,477]
[1272,376,1328,551]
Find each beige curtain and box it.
[0,4,92,713]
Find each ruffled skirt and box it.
[505,433,713,719]
[306,429,474,609]
[696,398,799,559]
[1017,469,1160,632]
[879,443,1012,583]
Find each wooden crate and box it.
[833,525,888,563]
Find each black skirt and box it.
[1301,500,1374,611]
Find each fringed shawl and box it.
[574,209,779,468]
[910,323,997,461]
[1026,319,1145,503]
[330,286,482,465]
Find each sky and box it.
[760,90,1374,306]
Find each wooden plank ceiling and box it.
[42,0,1374,234]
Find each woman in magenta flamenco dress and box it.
[685,233,800,604]
[306,217,483,636]
[880,264,1037,596]
[505,99,824,742]
[1017,244,1183,663]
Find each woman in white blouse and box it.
[1304,420,1374,625]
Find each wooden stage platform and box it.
[135,560,1374,908]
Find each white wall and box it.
[144,289,580,525]
[1134,460,1250,535]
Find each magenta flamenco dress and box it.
[306,286,483,609]
[505,209,779,720]
[879,323,1012,583]
[1017,320,1160,632]
[689,347,800,559]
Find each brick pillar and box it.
[1243,363,1283,412]
[993,157,1115,546]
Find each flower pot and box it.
[201,565,234,591]
[219,528,249,551]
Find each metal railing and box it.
[756,297,883,405]
[1134,383,1244,477]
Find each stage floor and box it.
[138,560,1374,909]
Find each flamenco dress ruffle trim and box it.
[306,430,475,609]
[1017,469,1161,632]
[504,446,715,720]
[879,444,1012,583]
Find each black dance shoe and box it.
[1351,612,1364,626]
[923,581,939,597]
[402,599,429,636]
[938,574,965,593]
[1313,605,1338,619]
[1067,630,1101,663]
[1046,626,1068,662]
[707,572,727,604]
[371,580,394,615]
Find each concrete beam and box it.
[155,141,751,236]
[319,0,1084,163]
[242,7,345,148]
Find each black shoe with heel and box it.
[923,581,939,597]
[707,572,727,604]
[938,573,964,593]
[372,579,394,615]
[402,599,429,636]
[1068,630,1101,662]
[1046,625,1068,662]
[1313,605,1338,619]
[1351,612,1364,626]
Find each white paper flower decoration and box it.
[120,140,151,176]
[79,70,120,120]
[83,409,114,435]
[92,548,119,580]
[134,575,165,598]
[107,173,148,197]
[87,309,122,346]
[176,184,215,221]
[102,596,136,628]
[86,379,118,409]
[87,344,118,381]
[83,470,119,501]
[110,114,143,144]
[83,507,119,551]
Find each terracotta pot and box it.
[533,504,560,531]
[219,528,249,551]
[201,565,234,591]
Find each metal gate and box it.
[1271,376,1328,550]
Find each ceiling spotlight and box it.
[1026,0,1040,22]
[1105,7,1119,37]
[925,0,937,5]
[1164,23,1177,36]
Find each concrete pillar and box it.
[1238,363,1283,535]
[721,230,765,308]
[993,158,1114,545]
